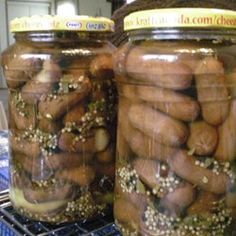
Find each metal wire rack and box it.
[0,192,121,236]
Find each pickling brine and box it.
[1,15,117,223]
[114,8,236,236]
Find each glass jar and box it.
[1,15,117,223]
[114,8,236,235]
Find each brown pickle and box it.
[1,16,117,223]
[114,9,236,236]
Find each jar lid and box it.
[124,8,236,31]
[10,15,114,33]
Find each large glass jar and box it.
[114,8,236,235]
[1,15,117,223]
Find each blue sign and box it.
[0,131,9,192]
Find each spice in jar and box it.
[114,8,236,236]
[1,15,117,223]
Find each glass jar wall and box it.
[1,16,117,223]
[114,8,236,236]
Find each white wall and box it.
[0,1,8,53]
[0,1,8,88]
[79,0,111,18]
[127,0,135,3]
[56,0,78,15]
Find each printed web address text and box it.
[126,14,236,28]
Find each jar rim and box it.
[10,15,114,33]
[124,8,236,32]
[127,28,236,42]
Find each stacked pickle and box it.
[114,41,236,236]
[2,41,117,223]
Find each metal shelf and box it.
[0,192,120,236]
